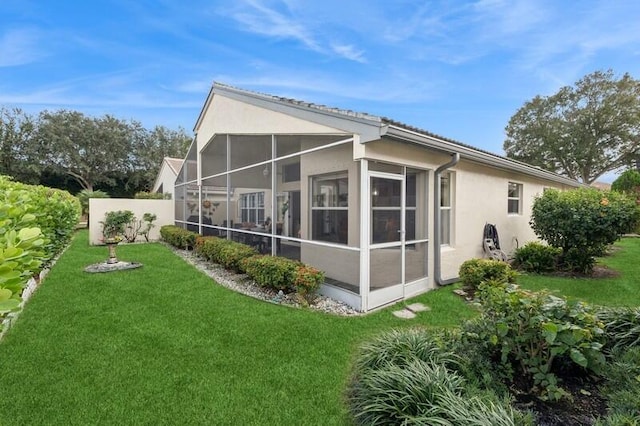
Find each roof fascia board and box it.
[211,85,382,142]
[384,125,582,187]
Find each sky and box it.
[1,0,639,181]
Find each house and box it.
[152,157,184,199]
[173,83,581,312]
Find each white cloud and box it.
[330,44,366,63]
[0,28,45,67]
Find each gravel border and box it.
[168,245,362,316]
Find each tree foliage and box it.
[504,70,640,184]
[0,107,40,184]
[0,107,190,195]
[611,169,640,194]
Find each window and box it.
[311,173,348,244]
[240,192,265,224]
[440,173,452,245]
[508,182,522,214]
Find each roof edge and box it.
[384,125,583,187]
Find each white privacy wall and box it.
[89,199,175,245]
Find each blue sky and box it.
[1,0,639,180]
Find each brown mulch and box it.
[511,373,608,425]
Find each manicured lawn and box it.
[517,237,640,307]
[0,231,475,425]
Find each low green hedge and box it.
[177,228,326,301]
[159,225,197,250]
[242,255,301,291]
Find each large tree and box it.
[504,70,640,184]
[0,107,40,183]
[37,110,133,191]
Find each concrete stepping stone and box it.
[393,309,416,319]
[406,303,430,313]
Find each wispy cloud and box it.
[220,0,367,62]
[330,44,366,63]
[0,28,46,67]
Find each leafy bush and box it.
[293,265,324,305]
[611,169,640,195]
[458,258,517,290]
[512,242,561,273]
[0,175,80,259]
[159,225,197,250]
[242,255,300,291]
[347,328,530,426]
[101,210,134,242]
[531,188,640,273]
[467,285,606,401]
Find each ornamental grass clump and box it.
[512,242,561,273]
[347,328,529,426]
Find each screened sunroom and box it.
[174,83,580,312]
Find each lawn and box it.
[517,237,640,307]
[0,231,474,425]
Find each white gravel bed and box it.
[168,246,361,316]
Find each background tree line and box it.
[0,108,191,196]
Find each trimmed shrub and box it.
[458,258,517,291]
[242,255,300,291]
[467,285,607,401]
[531,188,639,273]
[611,169,640,195]
[512,241,561,273]
[159,225,197,250]
[134,191,170,199]
[293,265,324,305]
[216,243,257,273]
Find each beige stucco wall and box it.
[362,138,573,288]
[152,162,177,198]
[89,199,175,245]
[195,95,349,154]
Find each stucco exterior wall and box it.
[89,199,175,245]
[362,138,572,287]
[152,162,177,198]
[196,95,348,153]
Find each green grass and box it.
[0,231,475,425]
[517,237,640,307]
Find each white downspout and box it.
[434,153,460,286]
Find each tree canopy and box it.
[504,70,640,184]
[0,108,191,194]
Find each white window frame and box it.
[508,182,522,215]
[311,172,348,245]
[440,172,452,245]
[240,191,265,224]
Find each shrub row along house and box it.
[172,83,580,312]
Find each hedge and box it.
[159,225,198,250]
[0,176,80,333]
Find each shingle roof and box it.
[165,157,184,175]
